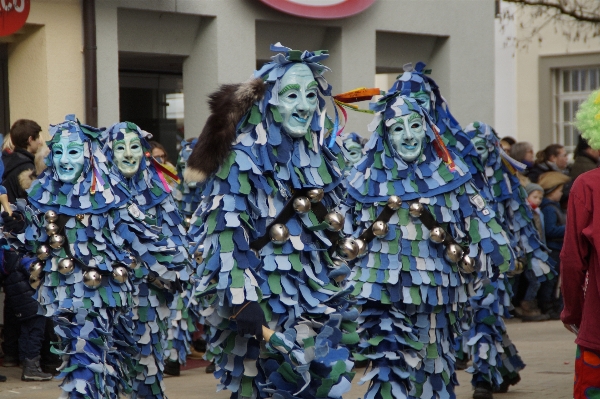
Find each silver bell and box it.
[325,211,345,232]
[387,195,402,210]
[45,223,59,235]
[459,255,476,273]
[44,210,58,223]
[184,217,191,228]
[337,238,359,261]
[409,202,424,218]
[306,188,325,203]
[112,266,128,284]
[36,245,51,260]
[194,250,204,264]
[293,196,312,214]
[129,256,139,269]
[445,243,464,263]
[355,238,368,257]
[372,221,389,238]
[429,227,446,244]
[29,275,42,289]
[269,224,290,245]
[29,260,44,278]
[49,234,65,249]
[57,258,75,275]
[83,270,102,289]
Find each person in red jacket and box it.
[561,88,600,398]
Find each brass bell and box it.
[129,256,139,269]
[445,243,464,263]
[372,221,389,238]
[49,234,65,249]
[75,214,85,221]
[336,238,359,261]
[194,250,204,264]
[83,270,102,289]
[330,258,349,283]
[509,259,525,276]
[355,238,368,257]
[45,223,59,235]
[29,275,41,289]
[332,257,347,267]
[269,224,290,245]
[306,188,325,203]
[44,210,58,223]
[429,226,446,244]
[293,196,311,214]
[459,255,476,273]
[324,211,345,232]
[57,258,75,275]
[36,245,51,260]
[184,217,191,228]
[112,266,128,284]
[409,202,424,218]
[29,260,43,278]
[387,195,402,210]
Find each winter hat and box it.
[525,183,544,197]
[538,171,571,195]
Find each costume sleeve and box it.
[560,185,590,326]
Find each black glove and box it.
[233,301,266,339]
[1,211,25,234]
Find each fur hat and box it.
[524,182,543,196]
[538,171,571,195]
[184,79,266,183]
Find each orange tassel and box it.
[333,87,381,103]
[431,124,455,170]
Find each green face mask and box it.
[276,63,319,138]
[387,112,426,163]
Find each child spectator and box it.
[526,183,546,244]
[538,171,571,319]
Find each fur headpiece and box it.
[184,43,331,183]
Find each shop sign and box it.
[0,0,30,37]
[259,0,376,19]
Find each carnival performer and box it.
[173,138,202,223]
[337,132,366,176]
[3,115,137,398]
[344,95,514,399]
[461,122,555,399]
[103,122,193,399]
[184,44,358,399]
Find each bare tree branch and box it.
[504,0,600,23]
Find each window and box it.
[554,66,600,151]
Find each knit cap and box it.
[538,171,571,195]
[525,183,544,196]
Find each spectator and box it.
[560,88,600,398]
[538,171,571,320]
[149,140,178,187]
[500,136,516,153]
[1,119,52,381]
[510,141,535,185]
[569,135,599,182]
[528,144,569,183]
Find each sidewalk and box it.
[0,319,576,399]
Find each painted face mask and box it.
[342,138,363,166]
[410,90,431,113]
[387,112,427,163]
[276,63,319,138]
[471,136,489,164]
[52,133,85,183]
[113,131,144,178]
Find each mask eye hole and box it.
[53,149,63,156]
[68,149,79,156]
[307,92,317,100]
[287,93,297,99]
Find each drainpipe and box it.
[83,0,97,127]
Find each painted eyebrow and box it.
[307,81,318,89]
[408,113,422,122]
[278,84,301,95]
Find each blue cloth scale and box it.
[187,45,357,399]
[344,95,515,399]
[103,122,194,399]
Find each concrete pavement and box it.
[0,319,576,399]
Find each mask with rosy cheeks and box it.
[52,134,85,183]
[387,112,427,163]
[113,132,144,178]
[471,137,489,164]
[276,63,319,138]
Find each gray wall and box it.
[96,0,496,138]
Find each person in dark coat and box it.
[528,144,569,183]
[1,119,51,381]
[569,135,599,182]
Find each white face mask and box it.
[52,134,85,183]
[276,63,319,138]
[342,138,363,166]
[113,132,144,178]
[410,90,431,113]
[388,112,427,163]
[471,137,489,164]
